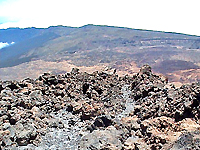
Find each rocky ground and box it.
[0,65,200,150]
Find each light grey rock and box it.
[79,126,122,150]
[171,130,200,150]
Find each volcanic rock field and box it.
[0,65,200,149]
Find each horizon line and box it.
[0,24,200,37]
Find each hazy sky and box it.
[0,0,200,36]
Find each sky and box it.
[0,0,200,36]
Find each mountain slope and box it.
[0,24,200,83]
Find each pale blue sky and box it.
[0,0,200,36]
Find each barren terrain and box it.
[0,25,200,84]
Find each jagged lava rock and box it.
[0,65,199,149]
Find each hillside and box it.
[0,25,200,84]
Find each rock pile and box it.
[0,65,199,149]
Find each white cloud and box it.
[0,42,15,49]
[0,42,9,49]
[0,0,200,36]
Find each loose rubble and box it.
[0,65,199,149]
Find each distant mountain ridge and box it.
[0,24,200,83]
